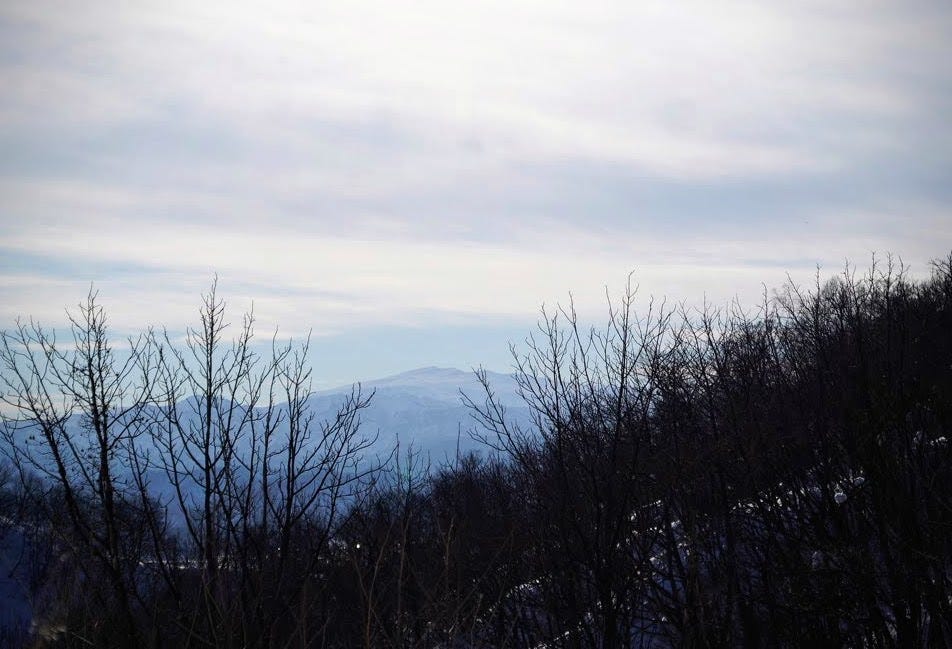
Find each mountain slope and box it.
[310,366,529,462]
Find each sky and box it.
[1,1,950,387]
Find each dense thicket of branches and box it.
[1,254,950,648]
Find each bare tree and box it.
[0,281,383,648]
[144,279,379,647]
[468,279,679,647]
[0,289,157,646]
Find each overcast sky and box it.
[1,1,950,385]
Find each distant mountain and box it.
[0,367,532,519]
[0,367,532,638]
[309,366,530,464]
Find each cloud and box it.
[3,1,943,174]
[0,199,946,341]
[0,0,950,348]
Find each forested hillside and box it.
[1,254,950,647]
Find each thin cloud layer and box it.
[1,1,950,346]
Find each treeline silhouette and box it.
[1,254,950,648]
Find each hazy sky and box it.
[1,1,950,385]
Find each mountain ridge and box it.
[308,365,528,460]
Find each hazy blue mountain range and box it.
[310,366,530,463]
[0,366,530,492]
[0,367,529,637]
